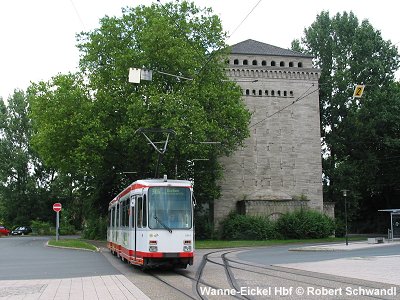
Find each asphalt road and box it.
[237,243,400,265]
[0,236,119,280]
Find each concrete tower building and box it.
[215,39,330,226]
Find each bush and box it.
[220,212,280,240]
[30,220,55,235]
[59,220,77,235]
[276,209,335,239]
[82,216,107,240]
[195,214,214,240]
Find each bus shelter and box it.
[378,209,400,240]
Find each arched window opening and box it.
[277,90,281,97]
[298,62,303,67]
[262,60,267,66]
[280,61,285,67]
[271,61,276,67]
[252,90,256,95]
[258,90,262,96]
[290,91,294,97]
[246,89,250,95]
[265,90,269,96]
[289,62,294,67]
[284,91,287,97]
[271,90,275,96]
[252,60,258,65]
[234,59,239,65]
[243,60,248,65]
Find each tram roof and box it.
[109,178,192,206]
[135,178,192,186]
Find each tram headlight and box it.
[183,245,192,252]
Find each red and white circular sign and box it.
[53,203,62,212]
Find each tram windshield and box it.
[148,187,192,230]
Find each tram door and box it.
[108,206,114,242]
[114,203,119,244]
[130,195,136,258]
[135,194,147,257]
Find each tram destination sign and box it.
[53,203,62,212]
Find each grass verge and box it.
[195,237,359,249]
[48,239,98,251]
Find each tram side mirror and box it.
[192,194,197,207]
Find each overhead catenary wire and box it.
[156,0,263,80]
[226,0,263,41]
[69,0,86,30]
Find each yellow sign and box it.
[353,85,365,98]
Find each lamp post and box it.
[341,190,349,246]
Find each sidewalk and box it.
[0,275,150,300]
[279,240,400,286]
[289,239,400,251]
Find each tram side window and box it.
[109,207,114,228]
[116,204,120,227]
[121,200,129,227]
[137,197,143,228]
[130,196,135,228]
[121,202,124,227]
[125,201,129,227]
[125,200,129,227]
[137,196,147,228]
[143,195,147,227]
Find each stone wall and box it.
[237,199,309,221]
[214,48,324,227]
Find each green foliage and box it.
[0,90,54,226]
[276,209,335,239]
[221,210,335,240]
[30,220,55,235]
[220,212,280,240]
[27,1,250,227]
[293,11,400,229]
[82,216,108,240]
[30,218,77,236]
[194,212,213,240]
[59,218,77,235]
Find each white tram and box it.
[107,176,194,269]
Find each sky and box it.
[1,0,399,101]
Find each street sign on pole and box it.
[53,203,62,212]
[53,203,62,241]
[353,85,365,98]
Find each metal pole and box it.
[390,212,393,242]
[56,211,59,241]
[341,189,349,246]
[344,196,348,246]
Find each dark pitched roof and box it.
[230,39,312,58]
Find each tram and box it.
[107,176,194,269]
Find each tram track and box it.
[220,250,396,300]
[106,246,398,300]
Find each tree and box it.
[0,90,53,225]
[293,11,400,232]
[29,1,250,232]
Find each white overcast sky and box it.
[1,0,399,101]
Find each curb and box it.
[45,240,100,252]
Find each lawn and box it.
[48,239,98,251]
[195,237,352,249]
